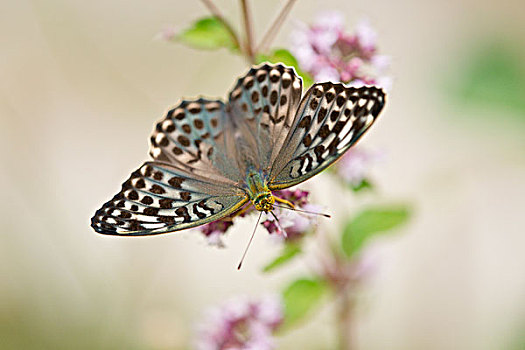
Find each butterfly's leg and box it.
[274,196,295,209]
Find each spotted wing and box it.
[149,98,244,184]
[269,83,385,189]
[91,162,248,236]
[226,63,303,173]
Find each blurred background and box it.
[1,0,524,349]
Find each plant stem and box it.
[256,0,298,54]
[199,0,242,52]
[240,0,255,63]
[329,252,355,350]
[337,288,355,350]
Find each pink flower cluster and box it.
[336,148,384,186]
[291,12,392,91]
[200,218,234,248]
[199,189,318,246]
[195,295,283,350]
[261,189,320,241]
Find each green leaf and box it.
[282,278,327,328]
[177,17,238,51]
[350,178,374,193]
[256,48,314,88]
[263,244,302,273]
[263,48,299,67]
[299,72,314,89]
[342,205,411,258]
[449,41,525,118]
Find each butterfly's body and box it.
[245,171,274,212]
[91,63,385,236]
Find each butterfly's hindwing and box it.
[91,162,248,235]
[227,63,303,171]
[269,83,385,189]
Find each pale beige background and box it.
[1,0,524,349]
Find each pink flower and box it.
[319,248,381,291]
[195,295,283,350]
[199,219,234,247]
[274,189,310,207]
[264,203,321,242]
[314,66,340,82]
[336,148,384,186]
[290,12,392,91]
[155,25,178,41]
[310,11,343,54]
[283,204,321,235]
[355,19,377,52]
[259,189,319,241]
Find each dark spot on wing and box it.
[180,192,192,201]
[194,119,204,129]
[303,134,312,147]
[150,184,165,195]
[298,115,311,129]
[177,135,190,147]
[141,196,153,205]
[159,198,173,209]
[168,177,184,188]
[128,190,138,200]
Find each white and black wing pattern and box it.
[268,83,386,189]
[91,162,248,236]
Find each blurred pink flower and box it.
[350,244,382,282]
[155,25,178,41]
[261,189,319,241]
[200,219,234,247]
[355,19,377,52]
[195,295,283,350]
[274,189,310,208]
[291,13,392,91]
[319,246,381,291]
[336,148,384,186]
[264,203,322,242]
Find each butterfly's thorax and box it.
[245,171,274,212]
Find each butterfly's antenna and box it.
[273,203,331,218]
[269,210,288,238]
[237,211,263,270]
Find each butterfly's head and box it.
[252,192,275,212]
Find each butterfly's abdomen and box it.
[245,171,274,211]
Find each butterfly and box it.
[91,63,386,236]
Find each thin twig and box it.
[337,289,354,350]
[331,253,356,350]
[256,0,298,54]
[199,0,242,52]
[240,0,255,63]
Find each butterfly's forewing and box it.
[91,97,251,236]
[91,162,248,235]
[268,83,385,189]
[149,98,243,184]
[227,63,303,172]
